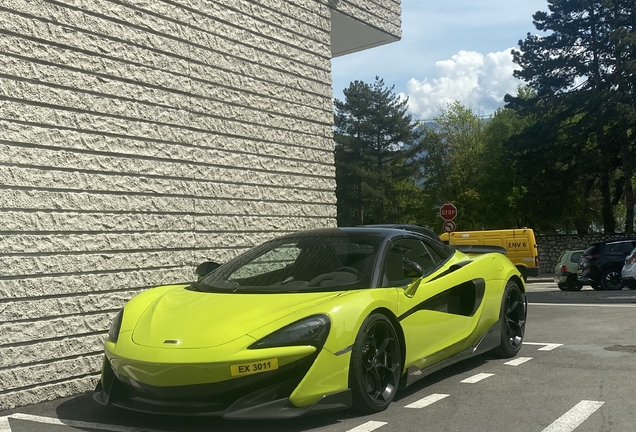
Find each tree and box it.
[507,0,636,233]
[334,78,423,226]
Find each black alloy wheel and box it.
[349,314,401,413]
[601,269,623,291]
[492,281,526,358]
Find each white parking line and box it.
[524,342,563,351]
[541,400,604,432]
[505,356,533,366]
[1,413,162,432]
[346,421,388,432]
[404,393,450,409]
[460,373,494,383]
[0,416,11,432]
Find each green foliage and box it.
[506,0,636,233]
[417,102,532,231]
[334,77,423,226]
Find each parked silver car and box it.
[554,250,584,291]
[621,246,636,289]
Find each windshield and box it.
[192,231,383,293]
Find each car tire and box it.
[491,280,526,359]
[565,275,583,291]
[349,313,401,414]
[557,283,567,291]
[601,269,623,291]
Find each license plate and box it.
[230,358,279,377]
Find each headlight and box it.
[249,315,330,349]
[108,309,124,342]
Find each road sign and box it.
[439,203,457,221]
[443,220,457,233]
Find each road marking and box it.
[505,356,532,366]
[524,342,563,351]
[460,373,494,383]
[541,400,604,432]
[346,421,388,432]
[404,393,450,408]
[0,416,11,432]
[3,413,162,432]
[529,303,636,308]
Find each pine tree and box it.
[334,78,422,226]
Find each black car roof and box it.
[358,224,438,239]
[278,226,434,242]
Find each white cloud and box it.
[400,48,523,120]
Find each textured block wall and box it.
[0,0,347,410]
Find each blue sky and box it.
[331,0,549,120]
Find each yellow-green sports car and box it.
[94,227,526,419]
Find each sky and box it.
[331,0,550,120]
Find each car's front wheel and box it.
[601,269,623,291]
[349,313,401,414]
[491,280,526,358]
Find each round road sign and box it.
[443,220,457,233]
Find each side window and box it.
[621,242,636,253]
[383,238,439,287]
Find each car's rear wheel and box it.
[557,283,566,291]
[491,281,526,358]
[349,314,401,414]
[564,274,583,291]
[601,269,623,291]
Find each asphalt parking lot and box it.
[2,280,635,432]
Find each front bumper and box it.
[94,367,351,419]
[94,346,353,419]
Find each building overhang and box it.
[330,9,400,58]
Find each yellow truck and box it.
[442,228,539,280]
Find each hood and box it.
[131,287,341,348]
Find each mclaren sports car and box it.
[94,227,527,419]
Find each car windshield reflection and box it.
[192,231,383,293]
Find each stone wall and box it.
[537,233,636,274]
[0,0,402,410]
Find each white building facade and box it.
[0,0,401,409]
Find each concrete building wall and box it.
[0,0,401,410]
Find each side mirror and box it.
[195,261,221,280]
[403,260,424,279]
[402,260,424,298]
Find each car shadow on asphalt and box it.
[393,353,490,402]
[49,354,495,431]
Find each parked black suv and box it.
[578,239,636,290]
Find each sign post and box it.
[439,203,458,241]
